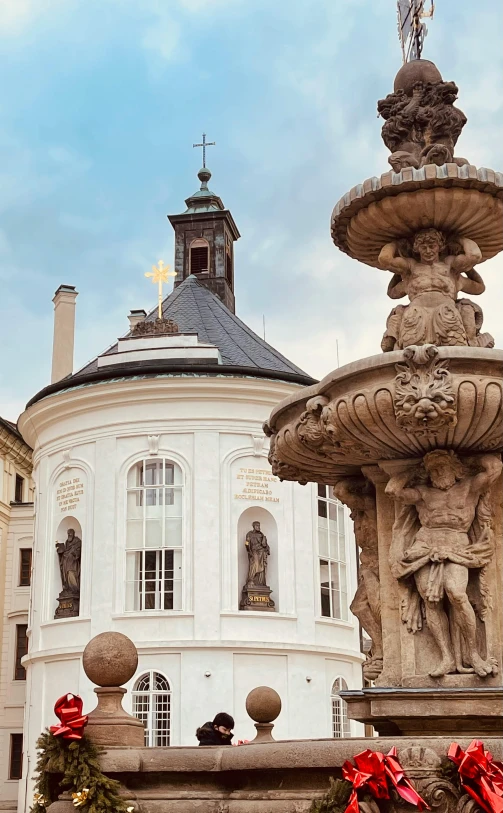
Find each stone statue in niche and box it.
[385,451,502,678]
[333,477,382,680]
[379,229,494,351]
[240,522,275,612]
[54,528,82,619]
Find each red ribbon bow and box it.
[342,747,430,813]
[50,694,88,741]
[449,740,503,813]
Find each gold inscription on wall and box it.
[56,478,84,513]
[233,467,280,503]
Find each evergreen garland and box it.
[309,777,353,813]
[30,730,134,813]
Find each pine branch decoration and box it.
[309,777,353,813]
[30,731,134,813]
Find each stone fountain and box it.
[264,59,503,736]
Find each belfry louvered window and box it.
[190,239,209,273]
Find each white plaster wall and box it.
[17,376,363,811]
[0,507,33,811]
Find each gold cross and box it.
[145,260,176,319]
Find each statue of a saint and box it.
[333,478,382,680]
[56,529,81,593]
[245,522,270,587]
[386,451,502,678]
[379,230,494,350]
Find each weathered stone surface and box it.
[330,169,503,268]
[83,631,138,687]
[46,736,503,813]
[265,347,503,482]
[246,686,282,724]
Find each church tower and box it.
[168,167,240,313]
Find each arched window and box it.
[126,458,183,611]
[132,671,171,746]
[190,238,209,274]
[331,677,351,738]
[318,485,348,620]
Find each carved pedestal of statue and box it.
[54,529,81,619]
[264,57,503,736]
[239,522,275,612]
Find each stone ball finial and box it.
[83,632,138,688]
[198,167,212,185]
[246,686,282,724]
[393,59,442,95]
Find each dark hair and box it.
[212,712,234,729]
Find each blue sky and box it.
[1,0,502,420]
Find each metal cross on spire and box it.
[397,0,435,63]
[192,132,215,168]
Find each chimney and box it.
[128,309,147,331]
[51,285,78,383]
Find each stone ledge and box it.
[96,735,503,774]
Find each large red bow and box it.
[50,694,88,741]
[342,747,430,813]
[448,740,503,813]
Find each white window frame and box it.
[331,676,351,738]
[125,458,184,612]
[317,485,349,621]
[132,670,171,746]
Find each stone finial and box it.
[245,686,282,743]
[82,632,144,746]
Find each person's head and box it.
[412,228,445,264]
[212,712,234,738]
[67,529,75,540]
[252,521,261,531]
[423,450,463,490]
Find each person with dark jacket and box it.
[196,712,234,746]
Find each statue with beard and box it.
[386,451,501,678]
[55,528,82,618]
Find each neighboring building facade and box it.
[0,418,34,813]
[6,168,363,811]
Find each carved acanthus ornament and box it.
[393,345,457,436]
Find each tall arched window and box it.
[318,485,348,620]
[190,238,209,274]
[331,677,351,738]
[132,671,171,746]
[126,458,183,611]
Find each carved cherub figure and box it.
[379,229,494,350]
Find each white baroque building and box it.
[9,168,363,812]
